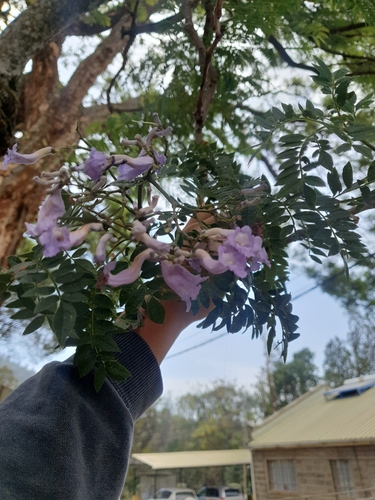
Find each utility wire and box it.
[166,253,375,360]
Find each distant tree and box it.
[324,311,375,387]
[176,380,256,451]
[254,348,319,418]
[0,365,18,391]
[273,348,320,407]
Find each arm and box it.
[0,300,209,500]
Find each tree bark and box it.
[0,6,153,266]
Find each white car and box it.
[150,488,198,500]
[197,486,244,500]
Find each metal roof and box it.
[132,449,252,469]
[250,385,375,449]
[324,375,375,400]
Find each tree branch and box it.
[268,35,319,74]
[0,0,108,82]
[80,98,142,127]
[120,11,184,37]
[56,13,133,127]
[329,22,367,34]
[182,0,224,143]
[64,5,130,37]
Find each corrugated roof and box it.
[132,449,252,469]
[250,385,375,449]
[324,376,375,399]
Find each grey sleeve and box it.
[0,331,163,500]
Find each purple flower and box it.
[37,222,103,258]
[218,243,248,278]
[131,220,170,253]
[226,226,256,258]
[160,260,207,312]
[2,144,53,170]
[154,150,166,166]
[193,248,228,274]
[25,189,65,237]
[104,249,154,287]
[39,226,71,257]
[117,155,154,181]
[83,147,109,180]
[94,233,118,264]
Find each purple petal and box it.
[84,147,108,181]
[218,243,248,278]
[161,260,207,312]
[25,189,65,237]
[193,248,229,274]
[117,156,154,181]
[226,226,256,258]
[104,249,154,287]
[39,226,71,257]
[2,144,53,170]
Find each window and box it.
[331,460,355,498]
[268,460,297,492]
[224,490,241,498]
[155,491,172,499]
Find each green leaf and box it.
[91,335,121,352]
[353,144,373,159]
[124,286,146,314]
[18,272,48,284]
[23,316,45,335]
[54,272,85,284]
[21,286,56,297]
[343,162,353,189]
[318,151,333,170]
[279,134,305,144]
[327,168,342,195]
[303,183,317,209]
[255,115,273,129]
[360,185,372,205]
[304,175,326,187]
[368,161,375,183]
[146,297,165,324]
[34,295,59,314]
[347,124,375,141]
[62,292,89,302]
[105,360,131,381]
[94,364,107,393]
[78,352,97,378]
[310,255,322,264]
[93,294,114,309]
[71,248,88,258]
[53,301,77,347]
[75,259,97,275]
[10,309,35,320]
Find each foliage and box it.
[2,0,375,384]
[324,311,375,386]
[0,365,18,391]
[253,348,319,418]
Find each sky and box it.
[15,267,348,396]
[0,33,351,395]
[159,270,348,396]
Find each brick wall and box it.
[251,444,375,500]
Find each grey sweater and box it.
[0,331,163,499]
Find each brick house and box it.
[249,376,375,500]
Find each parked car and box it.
[150,488,198,500]
[197,486,243,500]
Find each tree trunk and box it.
[0,8,144,266]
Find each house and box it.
[131,449,251,500]
[249,375,375,500]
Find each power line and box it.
[165,253,375,360]
[166,333,227,359]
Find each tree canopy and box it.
[2,1,375,375]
